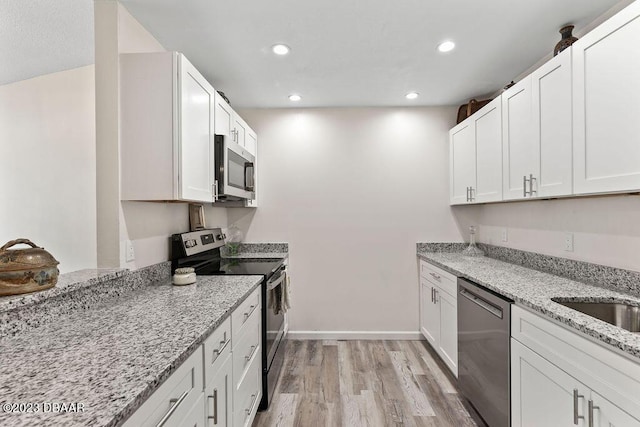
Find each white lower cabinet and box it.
[122,349,203,427]
[418,259,458,377]
[123,288,262,427]
[206,354,233,427]
[511,306,640,427]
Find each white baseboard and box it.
[286,331,423,340]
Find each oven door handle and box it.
[459,288,503,319]
[267,272,286,291]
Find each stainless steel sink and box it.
[551,299,640,333]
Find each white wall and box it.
[231,107,461,336]
[0,66,97,273]
[96,1,227,269]
[453,195,640,272]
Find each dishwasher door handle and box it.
[459,287,503,319]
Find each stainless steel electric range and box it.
[171,228,287,411]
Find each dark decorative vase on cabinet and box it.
[554,25,578,56]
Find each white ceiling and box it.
[0,0,94,85]
[2,0,625,107]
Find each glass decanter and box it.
[462,226,484,257]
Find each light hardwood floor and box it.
[254,340,484,427]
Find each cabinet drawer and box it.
[234,351,261,427]
[182,393,206,427]
[232,287,260,344]
[233,308,261,389]
[419,260,457,297]
[203,316,232,386]
[122,349,203,427]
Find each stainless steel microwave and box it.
[214,134,255,201]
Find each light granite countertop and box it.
[417,250,640,362]
[0,274,262,427]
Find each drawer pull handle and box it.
[588,400,599,427]
[573,389,584,425]
[155,389,189,427]
[207,389,218,424]
[243,304,257,322]
[213,336,230,362]
[245,393,258,416]
[245,344,258,362]
[429,272,441,280]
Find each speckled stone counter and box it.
[416,249,640,362]
[0,273,262,427]
[221,242,288,260]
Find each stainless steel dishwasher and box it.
[458,277,512,427]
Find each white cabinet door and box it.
[178,55,215,202]
[474,97,503,203]
[503,76,536,200]
[420,279,439,348]
[532,48,573,197]
[245,127,257,157]
[573,1,640,194]
[182,394,206,427]
[449,121,476,204]
[214,92,233,138]
[437,289,458,377]
[233,116,247,149]
[511,339,587,427]
[591,391,640,427]
[207,354,233,427]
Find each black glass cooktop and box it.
[189,258,284,277]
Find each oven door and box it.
[215,135,255,200]
[265,269,286,366]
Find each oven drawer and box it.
[233,305,261,389]
[232,287,261,344]
[122,348,203,427]
[203,316,232,387]
[419,260,457,297]
[233,348,261,427]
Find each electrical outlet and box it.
[564,233,574,252]
[125,240,135,262]
[501,228,508,243]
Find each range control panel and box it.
[178,228,226,257]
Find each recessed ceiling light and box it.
[272,44,290,55]
[405,92,419,100]
[288,94,301,102]
[437,40,456,53]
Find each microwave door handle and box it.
[244,162,255,191]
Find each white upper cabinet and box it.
[502,76,535,200]
[450,98,502,205]
[474,97,503,203]
[532,48,573,197]
[573,1,640,195]
[449,121,476,204]
[214,93,257,157]
[121,52,215,203]
[179,56,216,202]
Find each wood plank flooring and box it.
[254,340,484,427]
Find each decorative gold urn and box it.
[0,239,60,296]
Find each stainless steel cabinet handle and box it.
[245,344,258,362]
[245,394,258,416]
[523,175,530,197]
[434,289,439,303]
[207,389,219,424]
[469,187,474,202]
[243,304,257,322]
[429,272,441,280]
[212,336,230,362]
[573,389,584,425]
[530,174,537,195]
[588,399,599,427]
[155,389,189,427]
[466,186,470,202]
[431,287,434,303]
